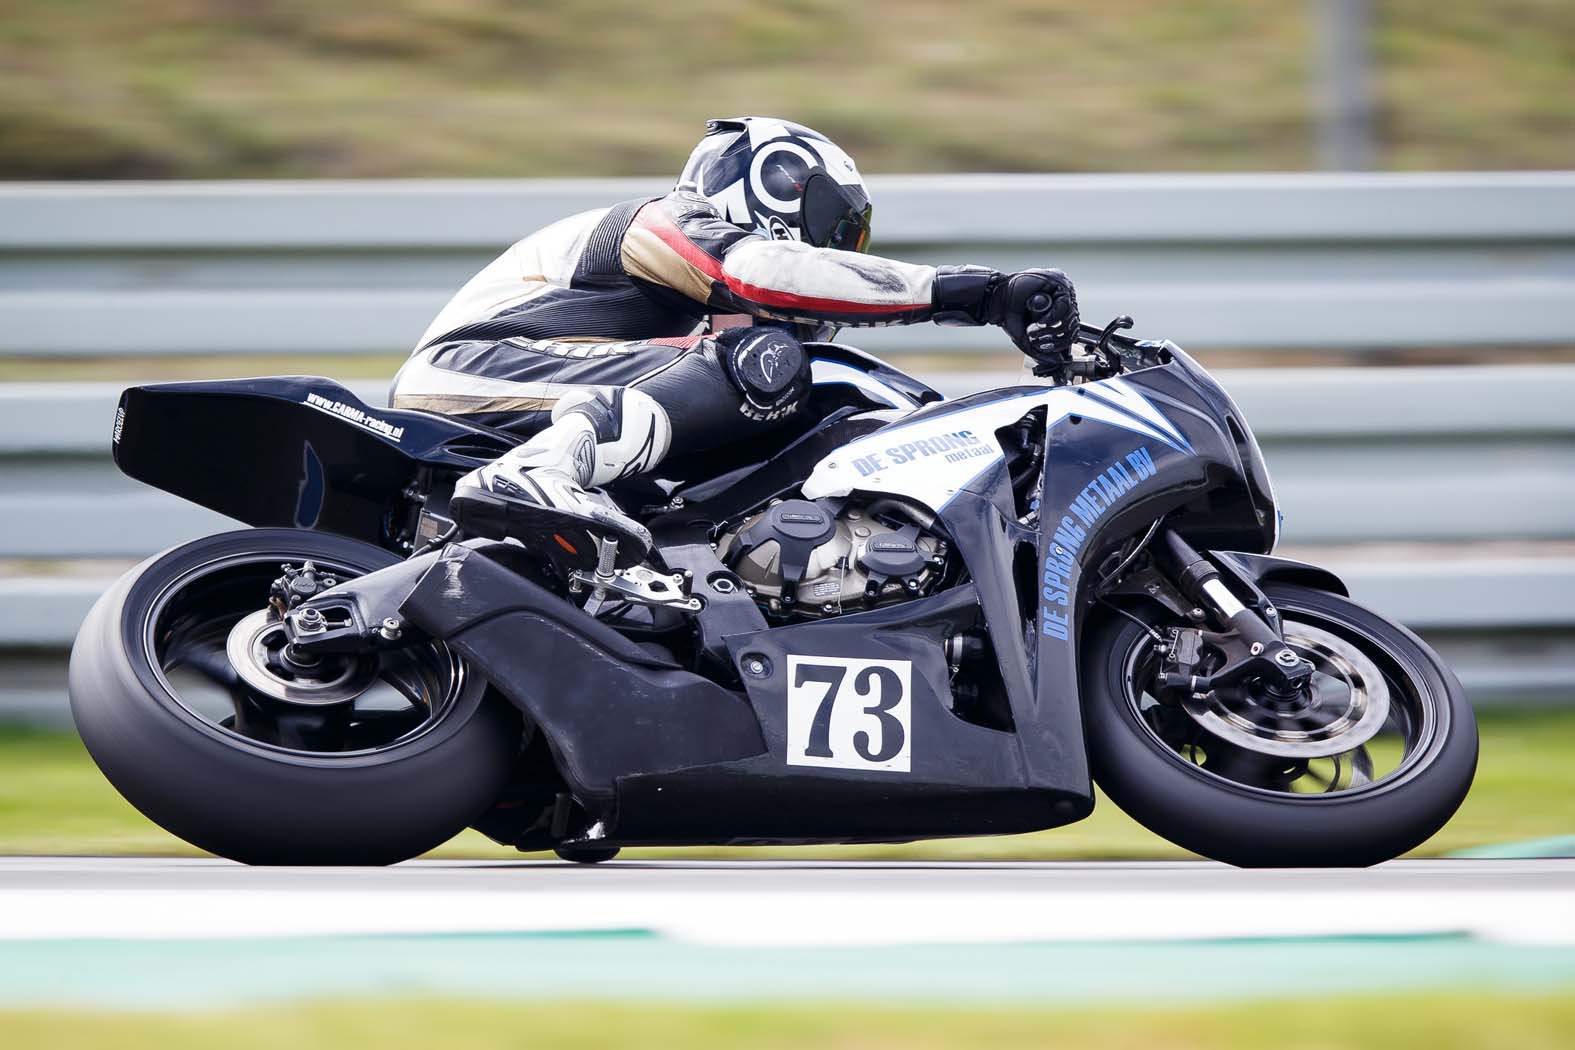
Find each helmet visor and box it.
[801,170,872,253]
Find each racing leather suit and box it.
[392,189,1035,564]
[392,190,942,441]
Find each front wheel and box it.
[69,528,522,865]
[1083,582,1478,867]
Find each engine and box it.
[716,498,947,618]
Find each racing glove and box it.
[932,265,1080,365]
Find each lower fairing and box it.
[362,542,1096,847]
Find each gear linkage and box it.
[570,536,702,617]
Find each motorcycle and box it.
[69,317,1478,867]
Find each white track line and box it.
[4,886,1573,947]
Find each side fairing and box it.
[802,377,1193,514]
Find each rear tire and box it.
[1082,582,1478,867]
[69,529,522,866]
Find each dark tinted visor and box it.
[801,170,872,253]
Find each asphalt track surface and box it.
[7,855,1574,897]
[4,858,1574,1007]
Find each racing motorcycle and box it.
[69,317,1478,867]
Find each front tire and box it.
[1083,582,1478,867]
[69,529,522,866]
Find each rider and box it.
[392,116,1079,570]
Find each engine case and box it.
[719,498,943,618]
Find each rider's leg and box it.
[429,327,811,569]
[450,387,670,568]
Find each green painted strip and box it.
[3,933,1574,1009]
[1448,836,1575,859]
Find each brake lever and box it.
[1028,300,1130,384]
[1095,315,1133,357]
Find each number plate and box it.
[786,656,912,773]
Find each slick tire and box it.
[1082,582,1478,868]
[69,528,521,866]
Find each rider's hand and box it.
[987,269,1080,363]
[931,265,1080,364]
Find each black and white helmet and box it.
[678,116,873,253]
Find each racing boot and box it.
[449,389,670,571]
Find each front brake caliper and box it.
[1156,627,1206,699]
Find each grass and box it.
[0,1,1571,180]
[1,993,1572,1049]
[1,707,1570,861]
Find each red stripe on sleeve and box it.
[635,205,726,281]
[637,203,925,317]
[721,277,925,316]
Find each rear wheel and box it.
[1083,582,1477,867]
[69,529,521,865]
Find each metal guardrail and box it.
[6,363,1568,724]
[1,173,1572,719]
[2,362,1572,720]
[2,173,1573,355]
[3,366,1570,558]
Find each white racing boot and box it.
[450,389,671,571]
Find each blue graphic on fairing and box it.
[1040,445,1160,641]
[1074,379,1192,453]
[294,442,325,528]
[851,429,987,477]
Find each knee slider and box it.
[715,326,811,423]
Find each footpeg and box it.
[571,537,701,615]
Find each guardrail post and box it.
[1314,0,1375,171]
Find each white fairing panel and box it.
[808,358,921,410]
[801,378,1190,514]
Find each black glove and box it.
[932,266,1080,365]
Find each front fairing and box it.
[1123,342,1280,553]
[867,348,1279,796]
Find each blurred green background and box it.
[3,994,1572,1050]
[2,0,1572,180]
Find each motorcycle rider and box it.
[392,116,1079,571]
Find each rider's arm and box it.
[621,192,939,327]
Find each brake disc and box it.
[225,609,376,706]
[1181,623,1390,759]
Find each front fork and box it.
[1152,531,1313,697]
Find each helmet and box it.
[678,116,872,253]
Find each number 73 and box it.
[785,656,912,773]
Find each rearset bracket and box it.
[570,537,701,615]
